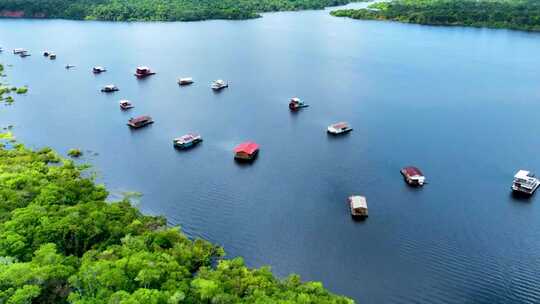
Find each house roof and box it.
[403,166,423,177]
[234,142,259,154]
[331,122,349,129]
[129,115,151,124]
[515,170,532,179]
[349,196,367,209]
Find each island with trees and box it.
[331,0,540,32]
[0,0,366,21]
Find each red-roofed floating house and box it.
[234,142,259,161]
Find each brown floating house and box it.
[127,115,154,128]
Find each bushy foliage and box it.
[331,0,540,32]
[0,0,363,21]
[0,140,354,303]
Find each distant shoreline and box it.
[0,0,370,22]
[330,0,540,33]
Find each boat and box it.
[512,170,540,195]
[19,51,31,58]
[119,100,134,110]
[127,115,154,128]
[43,51,50,57]
[49,53,56,60]
[400,166,426,186]
[134,66,155,78]
[349,195,368,218]
[289,97,309,111]
[101,85,119,93]
[211,79,228,90]
[173,133,203,149]
[93,66,107,74]
[65,64,75,69]
[178,77,194,86]
[13,48,26,54]
[327,122,353,135]
[234,141,259,161]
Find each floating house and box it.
[13,48,26,54]
[400,166,426,186]
[173,133,203,149]
[211,79,228,90]
[134,66,155,78]
[234,142,259,161]
[101,85,119,93]
[349,195,368,218]
[178,77,194,85]
[327,122,353,135]
[127,115,154,128]
[119,100,133,110]
[289,97,309,111]
[49,53,56,60]
[512,170,540,195]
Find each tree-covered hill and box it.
[0,0,363,21]
[331,0,540,32]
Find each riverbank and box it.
[330,0,540,32]
[0,0,369,21]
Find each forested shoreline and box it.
[0,0,365,21]
[0,65,353,303]
[331,0,540,32]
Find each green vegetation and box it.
[0,64,27,104]
[67,148,83,157]
[15,86,27,94]
[331,0,540,32]
[0,0,365,21]
[0,139,354,303]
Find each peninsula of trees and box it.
[331,0,540,32]
[0,0,364,21]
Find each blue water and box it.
[2,4,540,303]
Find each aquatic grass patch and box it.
[0,64,28,104]
[67,148,83,158]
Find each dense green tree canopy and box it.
[0,0,364,21]
[0,77,353,304]
[331,0,540,32]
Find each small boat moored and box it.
[93,66,107,74]
[101,85,119,93]
[127,115,154,128]
[43,51,50,57]
[289,97,309,111]
[401,166,426,186]
[119,100,134,110]
[512,170,540,195]
[65,64,75,69]
[173,133,203,149]
[134,66,156,78]
[234,141,259,161]
[13,48,26,55]
[49,53,56,60]
[178,77,194,86]
[327,122,353,135]
[349,195,368,218]
[211,79,228,91]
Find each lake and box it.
[2,3,540,303]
